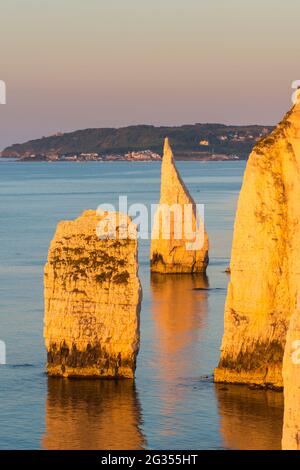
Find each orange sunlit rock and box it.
[44,210,141,378]
[215,100,300,388]
[282,299,300,449]
[150,138,209,273]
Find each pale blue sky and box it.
[0,0,299,148]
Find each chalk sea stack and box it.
[44,210,142,378]
[215,99,300,388]
[150,138,209,273]
[282,299,300,450]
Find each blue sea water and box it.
[0,160,283,450]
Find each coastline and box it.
[0,154,243,163]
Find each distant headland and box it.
[1,123,273,162]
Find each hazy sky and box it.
[0,0,299,149]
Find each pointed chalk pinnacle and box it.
[163,137,174,163]
[150,139,209,273]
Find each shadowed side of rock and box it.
[215,100,300,388]
[44,210,142,378]
[150,138,209,274]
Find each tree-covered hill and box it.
[1,123,273,160]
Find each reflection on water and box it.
[43,378,146,450]
[215,383,284,450]
[150,273,209,435]
[151,273,209,381]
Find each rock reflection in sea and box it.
[151,273,209,382]
[215,383,283,450]
[150,272,209,432]
[42,378,146,450]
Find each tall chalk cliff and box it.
[44,210,142,378]
[150,138,209,273]
[215,99,300,388]
[282,300,300,450]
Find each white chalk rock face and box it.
[215,99,300,388]
[150,138,209,273]
[44,210,142,378]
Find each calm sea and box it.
[0,160,283,450]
